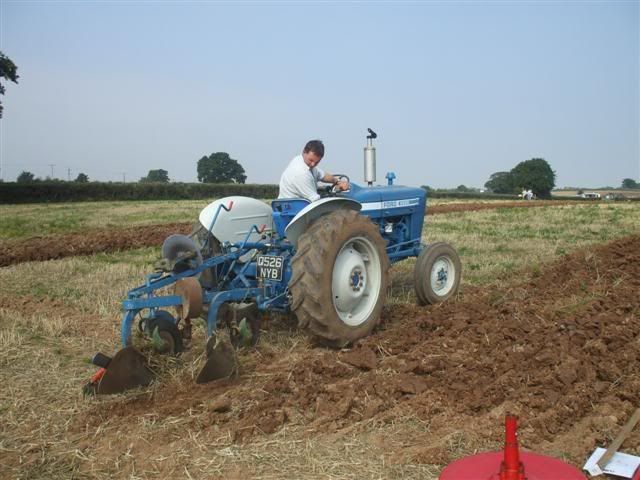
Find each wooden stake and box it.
[598,408,640,470]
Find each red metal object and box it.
[90,367,106,384]
[500,415,525,480]
[439,415,587,480]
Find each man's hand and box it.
[335,179,349,191]
[322,172,350,192]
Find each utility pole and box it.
[48,164,55,179]
[67,168,71,181]
[122,172,126,183]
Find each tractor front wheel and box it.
[413,242,461,305]
[290,209,390,347]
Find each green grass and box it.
[0,198,519,240]
[0,200,212,239]
[387,202,640,302]
[423,203,640,287]
[3,202,637,319]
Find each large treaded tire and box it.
[290,209,390,347]
[414,242,461,306]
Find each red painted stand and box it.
[440,415,587,480]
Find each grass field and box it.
[0,200,208,240]
[3,202,639,315]
[0,200,639,479]
[0,198,517,240]
[552,188,640,198]
[393,202,640,301]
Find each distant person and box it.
[278,140,349,202]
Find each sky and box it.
[0,0,638,189]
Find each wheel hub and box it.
[333,246,367,314]
[349,269,364,291]
[431,256,454,294]
[332,238,381,327]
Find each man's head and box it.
[302,140,324,168]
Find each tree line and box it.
[138,152,247,184]
[483,159,639,197]
[15,152,247,185]
[484,158,556,198]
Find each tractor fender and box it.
[199,196,273,245]
[285,197,362,248]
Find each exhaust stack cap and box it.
[364,128,377,186]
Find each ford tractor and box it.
[86,129,461,394]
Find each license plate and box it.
[256,255,284,281]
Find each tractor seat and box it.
[271,198,310,238]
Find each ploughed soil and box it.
[0,222,192,267]
[0,201,572,267]
[427,199,573,214]
[76,234,639,473]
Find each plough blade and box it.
[85,347,154,395]
[196,335,238,384]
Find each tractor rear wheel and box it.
[290,209,390,347]
[413,242,461,305]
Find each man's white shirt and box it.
[278,154,325,202]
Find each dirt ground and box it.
[0,222,192,267]
[32,233,636,477]
[0,201,573,266]
[1,202,638,478]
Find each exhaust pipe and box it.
[364,128,377,187]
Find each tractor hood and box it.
[344,182,426,216]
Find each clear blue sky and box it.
[1,1,638,188]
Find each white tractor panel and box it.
[199,196,273,245]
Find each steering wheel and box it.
[319,174,351,197]
[329,174,350,195]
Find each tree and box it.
[0,51,19,119]
[17,171,35,183]
[510,158,556,198]
[484,171,514,194]
[75,173,89,183]
[456,184,472,192]
[621,178,639,189]
[197,152,246,183]
[140,169,170,183]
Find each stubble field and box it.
[0,199,639,479]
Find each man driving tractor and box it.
[278,140,350,202]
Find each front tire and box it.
[290,209,390,347]
[414,242,461,305]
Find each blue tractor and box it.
[86,130,461,394]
